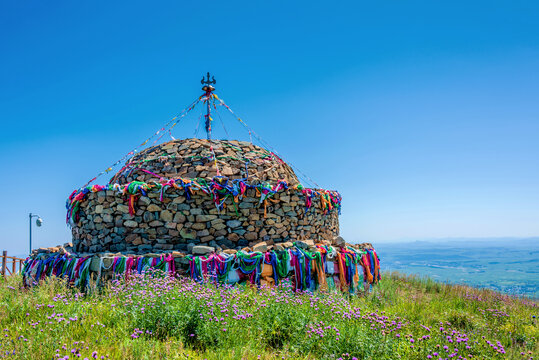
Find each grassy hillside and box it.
[0,272,536,359]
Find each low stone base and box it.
[24,239,379,292]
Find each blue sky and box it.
[1,1,538,255]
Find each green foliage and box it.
[0,272,537,359]
[257,297,309,349]
[134,298,201,342]
[446,310,475,330]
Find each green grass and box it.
[0,271,537,359]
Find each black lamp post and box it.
[28,213,43,254]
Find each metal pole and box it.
[206,98,211,140]
[200,72,216,141]
[29,213,32,255]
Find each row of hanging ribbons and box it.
[22,254,93,289]
[21,254,175,290]
[81,97,202,189]
[186,245,381,294]
[66,176,342,224]
[21,247,379,294]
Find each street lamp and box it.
[29,213,43,254]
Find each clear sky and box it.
[1,1,538,255]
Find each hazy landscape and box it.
[376,237,539,298]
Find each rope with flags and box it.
[80,96,201,189]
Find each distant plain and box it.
[375,238,539,298]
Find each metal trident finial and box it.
[201,72,216,85]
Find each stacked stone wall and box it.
[110,138,299,186]
[72,188,339,254]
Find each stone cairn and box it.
[24,74,380,290]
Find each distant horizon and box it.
[370,236,539,243]
[8,236,538,257]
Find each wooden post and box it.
[19,259,23,274]
[1,251,6,277]
[12,258,16,275]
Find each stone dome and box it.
[109,138,300,186]
[69,137,341,254]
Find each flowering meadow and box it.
[0,272,537,359]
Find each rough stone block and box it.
[160,210,173,222]
[124,220,137,228]
[226,220,242,228]
[147,204,162,212]
[192,245,214,255]
[196,214,217,222]
[253,242,267,253]
[180,229,196,240]
[117,204,130,214]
